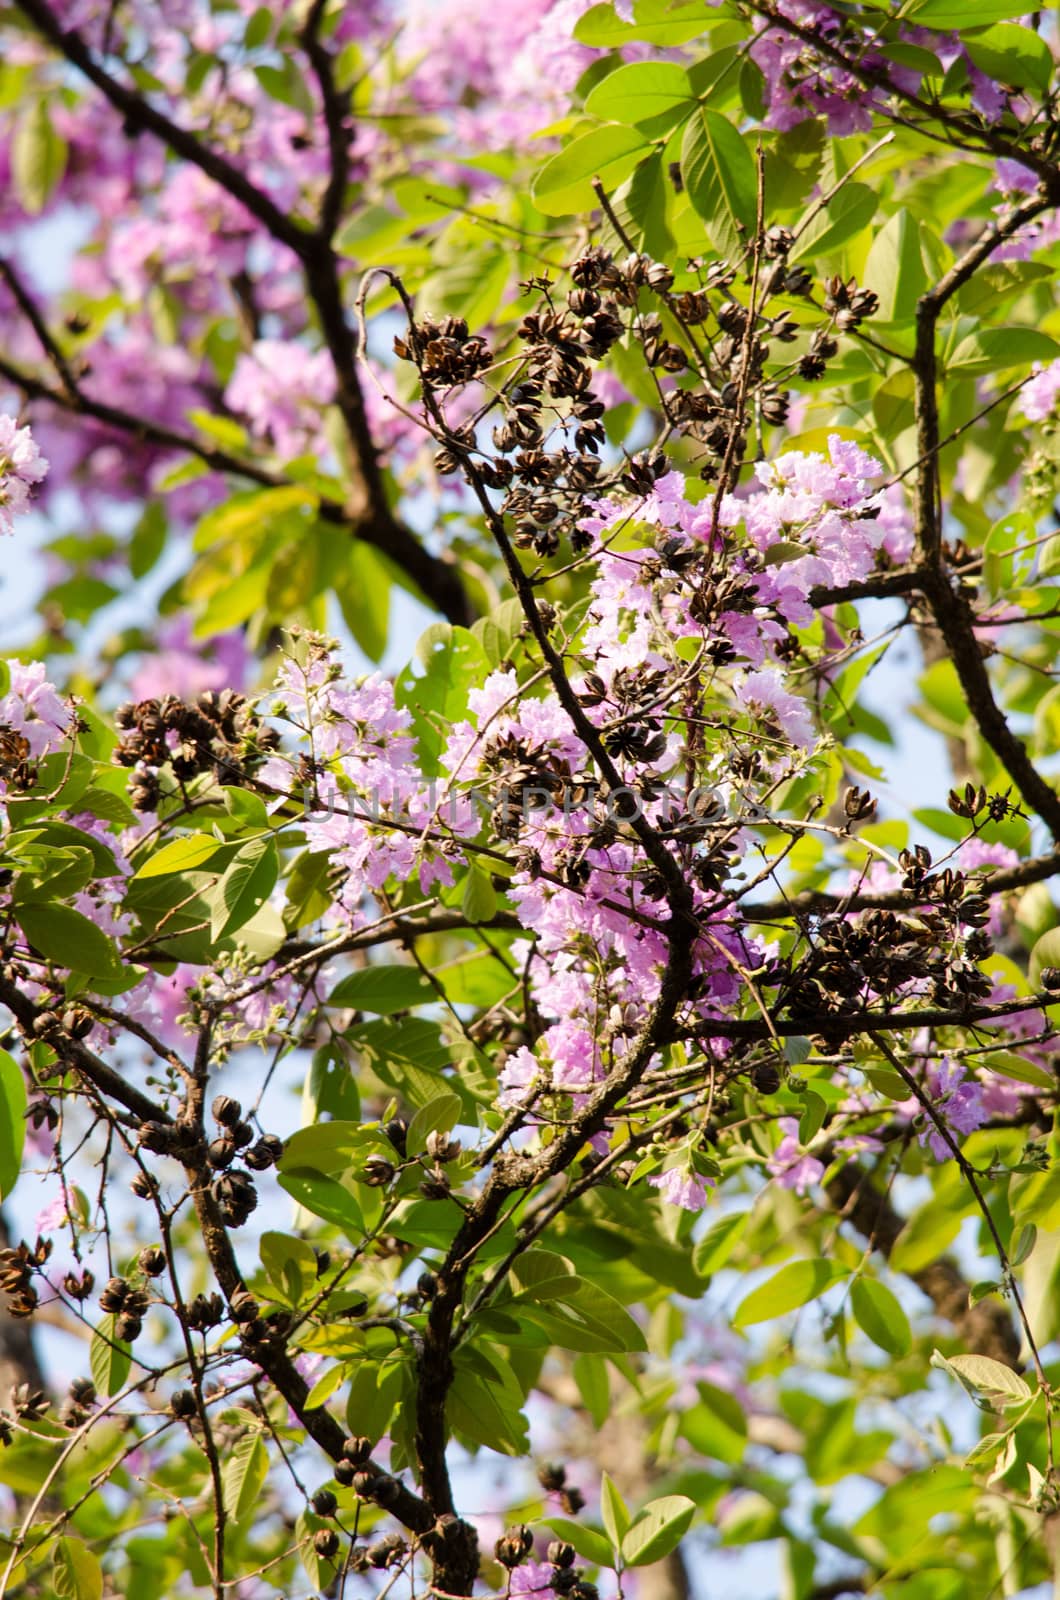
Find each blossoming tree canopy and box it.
[6,0,1060,1596]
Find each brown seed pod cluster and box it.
[0,1236,51,1319]
[113,690,280,810]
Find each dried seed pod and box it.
[138,1247,167,1278]
[211,1095,241,1127]
[311,1488,338,1517]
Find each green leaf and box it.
[987,1052,1055,1092]
[133,833,227,879]
[335,544,392,663]
[573,0,718,46]
[16,903,123,982]
[223,787,270,830]
[543,1517,614,1567]
[13,97,67,213]
[210,836,278,942]
[693,1210,748,1277]
[732,1259,849,1328]
[601,1471,631,1546]
[789,181,877,263]
[1011,1222,1037,1267]
[798,1090,826,1145]
[1029,926,1060,988]
[345,1358,406,1443]
[91,1315,132,1398]
[584,61,693,130]
[891,1196,964,1273]
[681,107,757,259]
[53,1537,103,1600]
[326,964,435,1014]
[931,1350,1034,1408]
[222,1433,269,1523]
[850,1277,913,1358]
[1040,536,1060,579]
[0,1047,27,1201]
[405,1090,462,1155]
[911,0,1036,25]
[862,209,928,322]
[622,1495,696,1567]
[462,862,498,924]
[532,123,650,218]
[572,1352,611,1428]
[965,24,1053,92]
[948,328,1060,376]
[278,1169,366,1238]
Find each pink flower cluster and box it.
[0,415,47,535]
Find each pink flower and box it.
[734,669,815,750]
[1021,360,1060,423]
[767,1119,824,1194]
[0,661,70,758]
[649,1167,714,1211]
[510,1560,558,1598]
[35,1190,70,1236]
[0,415,47,534]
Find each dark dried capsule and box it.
[559,1486,586,1515]
[211,1095,241,1127]
[69,1378,96,1406]
[130,1170,159,1200]
[62,1269,94,1300]
[61,1007,94,1039]
[138,1247,167,1278]
[229,1290,259,1324]
[186,1292,224,1331]
[137,1121,173,1155]
[169,1388,198,1420]
[384,1118,409,1156]
[1041,968,1060,993]
[342,1434,373,1464]
[547,1540,576,1568]
[496,1525,535,1568]
[419,1172,451,1201]
[366,1533,407,1569]
[538,1462,567,1492]
[314,1529,340,1560]
[333,1459,356,1486]
[115,1313,142,1342]
[207,1137,236,1170]
[361,1155,395,1187]
[752,1062,782,1096]
[243,1134,283,1171]
[311,1488,338,1517]
[352,1467,380,1498]
[417,1271,438,1299]
[231,1121,255,1150]
[99,1276,129,1313]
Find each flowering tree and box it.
[3,1,1060,1596]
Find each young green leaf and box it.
[850,1276,913,1358]
[600,1471,631,1546]
[681,107,757,258]
[733,1259,849,1328]
[0,1047,27,1201]
[52,1537,103,1600]
[223,1432,269,1522]
[621,1495,696,1567]
[210,835,278,942]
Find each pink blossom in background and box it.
[128,616,248,703]
[0,414,47,533]
[767,1119,824,1194]
[1022,359,1060,422]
